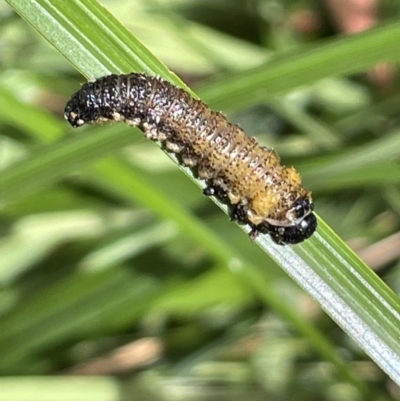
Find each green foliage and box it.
[1,0,400,400]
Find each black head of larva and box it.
[266,212,317,245]
[254,196,317,245]
[64,82,102,127]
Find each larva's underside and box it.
[64,73,317,244]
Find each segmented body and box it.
[64,73,316,244]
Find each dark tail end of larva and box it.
[65,73,317,245]
[64,82,101,128]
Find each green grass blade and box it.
[198,21,400,111]
[4,0,400,387]
[0,126,137,205]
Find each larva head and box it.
[261,196,317,244]
[267,212,317,245]
[64,82,101,127]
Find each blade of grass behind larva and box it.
[197,21,400,111]
[7,0,188,90]
[0,126,139,204]
[0,87,64,143]
[0,378,119,401]
[5,0,400,386]
[302,128,400,185]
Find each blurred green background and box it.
[1,0,400,400]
